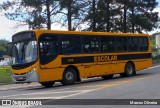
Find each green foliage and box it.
[0,46,6,51]
[0,67,12,85]
[150,33,159,46]
[84,0,159,33]
[0,39,10,51]
[0,0,60,30]
[59,0,89,30]
[0,0,159,32]
[85,0,123,32]
[0,39,11,57]
[150,40,156,46]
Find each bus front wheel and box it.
[61,67,77,85]
[40,82,55,88]
[121,62,135,77]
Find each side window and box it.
[143,38,148,51]
[121,37,127,52]
[39,34,59,65]
[100,37,115,53]
[83,36,99,53]
[61,35,81,54]
[128,37,138,52]
[138,37,148,51]
[115,37,127,52]
[100,37,108,52]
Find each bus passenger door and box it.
[38,34,61,81]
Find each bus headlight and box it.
[29,69,34,74]
[29,66,38,74]
[27,67,39,82]
[33,66,38,71]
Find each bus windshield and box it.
[12,40,38,64]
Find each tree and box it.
[0,0,60,30]
[62,0,72,31]
[131,0,159,33]
[59,0,89,31]
[92,0,96,31]
[117,0,159,33]
[0,39,10,51]
[0,0,159,33]
[105,0,111,32]
[84,0,122,32]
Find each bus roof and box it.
[14,30,150,37]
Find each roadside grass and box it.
[0,66,13,85]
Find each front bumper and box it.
[12,70,39,83]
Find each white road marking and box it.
[139,65,160,71]
[1,89,97,108]
[147,65,160,69]
[1,88,70,98]
[2,89,94,98]
[6,89,97,99]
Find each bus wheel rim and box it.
[66,72,73,80]
[126,65,133,75]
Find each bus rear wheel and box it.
[40,82,55,88]
[121,62,135,77]
[102,75,113,80]
[61,67,77,85]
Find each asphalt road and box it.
[0,65,160,108]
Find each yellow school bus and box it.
[11,30,152,87]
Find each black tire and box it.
[102,75,113,80]
[121,62,135,77]
[40,82,55,88]
[61,67,77,85]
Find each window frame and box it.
[38,33,60,65]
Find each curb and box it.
[0,83,40,91]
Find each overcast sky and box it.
[0,0,160,41]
